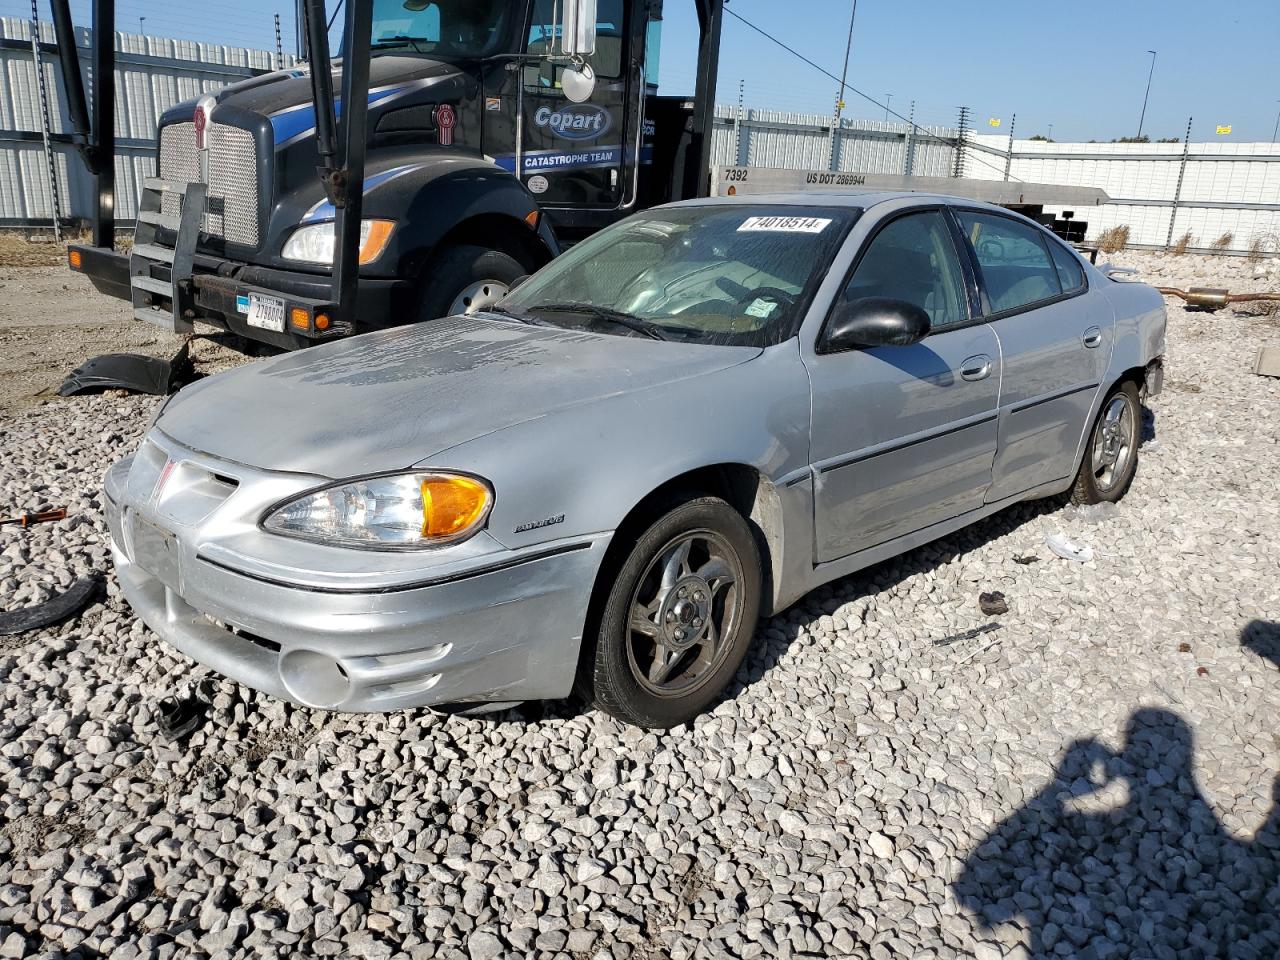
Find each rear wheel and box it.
[584,497,761,729]
[415,244,528,323]
[1071,381,1141,504]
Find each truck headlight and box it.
[262,472,493,550]
[281,219,396,266]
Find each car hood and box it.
[159,316,761,477]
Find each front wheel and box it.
[585,497,762,729]
[415,244,529,323]
[1071,381,1141,504]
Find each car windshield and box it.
[499,205,859,347]
[367,0,511,58]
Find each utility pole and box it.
[828,0,857,172]
[953,106,971,178]
[274,13,284,70]
[1003,113,1016,181]
[29,0,62,241]
[1137,49,1156,140]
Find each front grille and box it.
[158,121,262,247]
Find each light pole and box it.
[1137,49,1156,140]
[1272,100,1280,144]
[829,0,858,172]
[884,93,893,122]
[1047,123,1054,140]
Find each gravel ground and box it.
[1,251,1278,960]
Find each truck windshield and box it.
[368,0,512,58]
[500,205,860,347]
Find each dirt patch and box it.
[0,266,252,417]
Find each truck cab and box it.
[62,0,722,350]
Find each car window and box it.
[958,211,1063,313]
[841,210,968,331]
[526,0,624,82]
[500,205,859,347]
[1047,237,1086,293]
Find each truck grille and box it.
[158,122,262,248]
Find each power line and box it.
[721,4,1021,182]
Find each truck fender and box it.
[353,155,561,278]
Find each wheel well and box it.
[432,213,554,275]
[598,464,783,618]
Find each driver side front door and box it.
[806,208,1002,562]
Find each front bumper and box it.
[103,433,610,712]
[67,244,405,351]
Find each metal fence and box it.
[3,18,1278,256]
[0,16,288,224]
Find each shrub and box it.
[1211,232,1233,251]
[1097,225,1130,254]
[1247,234,1277,263]
[1171,231,1194,256]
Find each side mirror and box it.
[561,0,598,57]
[822,297,931,352]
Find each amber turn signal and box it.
[358,220,395,265]
[68,250,82,269]
[420,475,492,539]
[290,308,310,330]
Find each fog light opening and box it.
[279,649,351,709]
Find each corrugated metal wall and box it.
[0,17,288,223]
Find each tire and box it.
[415,244,528,323]
[584,496,762,729]
[1071,381,1141,504]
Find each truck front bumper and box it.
[68,244,406,350]
[103,433,610,713]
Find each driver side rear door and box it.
[805,206,1002,562]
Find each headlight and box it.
[281,219,395,266]
[262,472,493,550]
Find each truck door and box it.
[515,0,635,207]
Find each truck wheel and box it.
[416,244,528,322]
[1071,381,1141,504]
[584,496,761,729]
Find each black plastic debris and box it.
[1013,555,1041,565]
[978,591,1009,616]
[59,340,194,397]
[0,573,103,636]
[933,623,1001,647]
[158,694,207,742]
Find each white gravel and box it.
[1,251,1278,960]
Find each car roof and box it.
[663,191,1016,216]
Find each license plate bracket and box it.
[246,293,286,332]
[131,513,181,592]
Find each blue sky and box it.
[10,0,1280,141]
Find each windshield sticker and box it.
[738,216,832,234]
[745,298,779,319]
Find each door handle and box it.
[1083,326,1103,348]
[960,355,992,382]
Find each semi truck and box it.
[53,0,1108,354]
[56,0,724,349]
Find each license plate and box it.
[131,514,181,592]
[246,293,286,332]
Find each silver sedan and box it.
[105,192,1166,728]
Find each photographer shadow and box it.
[954,706,1280,958]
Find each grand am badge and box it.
[434,104,457,146]
[514,514,565,534]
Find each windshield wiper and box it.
[527,302,670,341]
[372,36,430,52]
[477,304,551,326]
